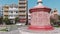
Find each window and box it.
[19,6,25,8]
[11,11,13,13]
[9,11,13,13]
[16,11,18,13]
[19,11,25,13]
[9,15,13,17]
[19,3,26,5]
[19,15,25,17]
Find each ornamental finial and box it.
[37,0,43,5]
[38,0,42,2]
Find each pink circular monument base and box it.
[28,25,54,30]
[29,0,54,31]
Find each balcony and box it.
[19,16,26,18]
[4,11,8,12]
[19,1,27,3]
[9,8,18,11]
[4,13,8,15]
[19,12,26,15]
[19,8,26,11]
[9,13,18,15]
[18,4,27,7]
[4,8,9,11]
[8,17,15,19]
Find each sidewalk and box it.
[0,25,60,34]
[19,26,60,34]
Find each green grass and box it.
[53,25,60,28]
[0,28,8,31]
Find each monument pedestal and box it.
[29,25,53,30]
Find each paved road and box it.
[0,30,20,34]
[0,25,60,34]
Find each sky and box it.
[0,0,60,13]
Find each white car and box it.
[16,23,25,26]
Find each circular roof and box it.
[29,4,51,13]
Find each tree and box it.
[15,17,19,23]
[58,15,60,20]
[3,17,13,25]
[0,16,3,24]
[50,15,60,26]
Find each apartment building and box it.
[0,6,3,17]
[3,4,18,23]
[3,5,9,18]
[28,13,31,24]
[18,0,28,23]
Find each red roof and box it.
[29,5,51,13]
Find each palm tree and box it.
[15,17,19,24]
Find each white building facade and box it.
[3,4,19,23]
